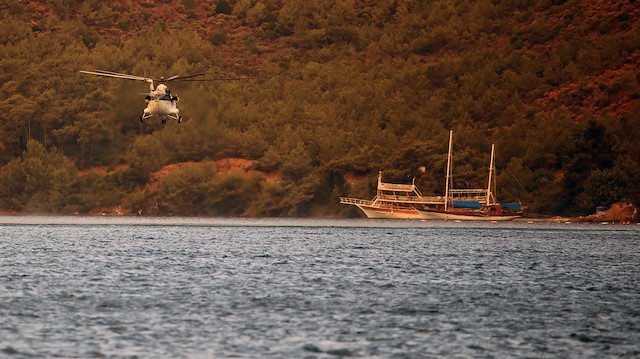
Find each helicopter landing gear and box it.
[161,118,167,125]
[178,116,183,124]
[139,115,144,123]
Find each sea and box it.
[0,216,638,358]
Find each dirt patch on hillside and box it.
[213,158,255,173]
[152,161,212,180]
[150,158,257,180]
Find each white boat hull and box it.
[357,205,429,220]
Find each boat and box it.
[339,172,444,219]
[417,130,522,221]
[340,130,522,221]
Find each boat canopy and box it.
[501,203,521,210]
[452,201,482,209]
[377,172,423,197]
[378,182,418,193]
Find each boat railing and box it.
[339,197,374,206]
[449,189,489,202]
[378,194,420,201]
[342,192,485,205]
[377,194,444,204]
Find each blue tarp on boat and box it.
[452,201,482,209]
[501,203,521,210]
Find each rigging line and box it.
[506,167,530,199]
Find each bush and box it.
[216,0,232,15]
[211,32,227,45]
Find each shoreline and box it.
[0,212,637,225]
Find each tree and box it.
[156,163,214,216]
[124,135,170,181]
[216,0,232,15]
[0,140,77,212]
[578,168,628,212]
[563,118,619,214]
[280,143,313,183]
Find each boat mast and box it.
[445,130,453,211]
[486,144,495,206]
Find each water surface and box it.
[1,216,638,358]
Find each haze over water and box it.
[1,216,638,358]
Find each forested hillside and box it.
[1,0,639,217]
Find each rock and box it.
[580,203,639,222]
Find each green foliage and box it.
[279,144,313,183]
[156,164,216,215]
[125,135,170,176]
[154,164,266,216]
[244,180,286,217]
[211,32,227,45]
[578,168,628,212]
[0,141,77,212]
[78,24,100,48]
[73,169,126,213]
[205,171,264,215]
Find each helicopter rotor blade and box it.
[162,73,206,82]
[81,69,252,84]
[177,76,255,82]
[80,70,151,82]
[91,69,143,78]
[91,69,150,81]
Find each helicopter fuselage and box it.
[141,83,182,124]
[143,96,179,118]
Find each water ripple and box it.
[0,219,638,358]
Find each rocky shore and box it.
[572,203,639,223]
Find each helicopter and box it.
[80,69,206,124]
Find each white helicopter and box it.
[80,69,206,124]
